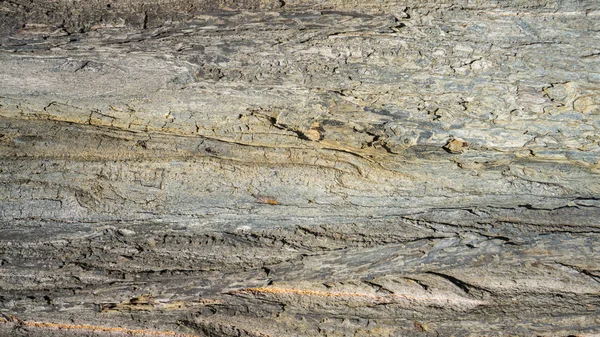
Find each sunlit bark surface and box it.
[1,0,600,336]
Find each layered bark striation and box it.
[1,0,600,336]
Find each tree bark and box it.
[1,0,600,336]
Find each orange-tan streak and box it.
[0,317,199,337]
[233,287,483,305]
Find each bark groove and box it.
[1,0,600,336]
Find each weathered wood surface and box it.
[1,0,600,336]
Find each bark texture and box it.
[1,0,600,336]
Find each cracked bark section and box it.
[1,0,600,336]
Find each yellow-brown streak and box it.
[233,287,483,305]
[0,317,199,337]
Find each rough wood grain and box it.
[1,0,600,336]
